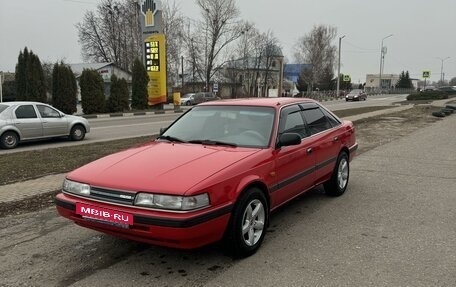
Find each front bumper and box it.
[55,192,232,249]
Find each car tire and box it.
[70,125,86,141]
[0,131,19,149]
[224,188,268,258]
[324,152,349,197]
[186,101,192,106]
[345,99,349,102]
[445,105,456,110]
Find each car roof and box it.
[198,97,317,108]
[0,101,48,106]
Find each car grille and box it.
[89,187,136,205]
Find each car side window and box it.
[37,105,60,118]
[15,105,38,119]
[320,108,341,127]
[302,108,332,135]
[279,105,309,138]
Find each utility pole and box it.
[181,56,184,88]
[336,35,345,99]
[205,8,209,92]
[379,34,393,91]
[437,57,450,84]
[0,71,3,103]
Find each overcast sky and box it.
[1,0,455,84]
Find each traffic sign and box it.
[213,82,219,93]
[343,75,351,82]
[422,71,431,78]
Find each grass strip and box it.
[0,105,401,186]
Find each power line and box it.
[62,0,97,5]
[344,40,377,51]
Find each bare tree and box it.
[294,25,337,92]
[77,0,141,71]
[162,1,185,87]
[260,31,282,97]
[196,0,245,91]
[228,27,281,97]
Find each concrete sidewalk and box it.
[0,101,451,205]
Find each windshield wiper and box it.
[157,135,187,143]
[188,139,237,147]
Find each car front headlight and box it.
[134,193,210,211]
[63,178,91,195]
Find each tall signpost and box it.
[137,0,167,108]
[422,70,430,90]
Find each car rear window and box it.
[0,104,7,114]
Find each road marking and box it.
[91,121,172,130]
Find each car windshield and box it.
[161,106,275,148]
[349,89,362,94]
[0,104,8,114]
[182,94,193,98]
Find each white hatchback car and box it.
[0,102,90,149]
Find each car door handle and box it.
[307,148,313,154]
[333,136,339,142]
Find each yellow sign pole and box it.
[144,34,167,106]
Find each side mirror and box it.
[60,113,66,117]
[159,127,168,136]
[278,133,301,148]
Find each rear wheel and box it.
[324,152,349,196]
[70,125,86,141]
[0,131,19,149]
[224,188,268,258]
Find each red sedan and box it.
[56,98,357,257]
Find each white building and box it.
[69,63,132,101]
[365,74,400,91]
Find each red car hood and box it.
[67,141,260,195]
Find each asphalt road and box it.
[0,105,454,287]
[0,94,407,154]
[0,95,406,154]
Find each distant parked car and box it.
[180,93,196,106]
[345,89,367,101]
[0,102,90,149]
[437,86,456,93]
[180,92,219,106]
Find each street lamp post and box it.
[379,34,393,91]
[0,71,3,103]
[437,57,450,84]
[204,8,209,92]
[336,35,345,99]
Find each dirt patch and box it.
[353,105,442,154]
[332,106,395,118]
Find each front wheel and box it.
[70,125,86,141]
[324,152,349,196]
[224,188,268,258]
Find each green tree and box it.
[52,62,77,114]
[396,70,413,89]
[131,58,149,109]
[107,74,129,112]
[80,69,105,114]
[1,80,17,102]
[449,77,456,86]
[15,47,47,102]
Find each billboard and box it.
[145,34,167,105]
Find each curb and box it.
[81,108,185,119]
